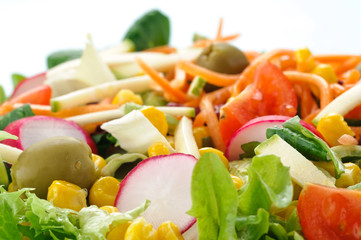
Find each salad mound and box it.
[1,9,361,240]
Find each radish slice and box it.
[10,72,46,98]
[114,153,197,233]
[1,116,97,153]
[225,115,323,161]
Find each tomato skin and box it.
[9,84,52,105]
[298,183,361,240]
[219,61,297,144]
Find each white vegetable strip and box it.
[51,75,152,111]
[174,116,200,158]
[313,82,361,125]
[101,110,175,154]
[0,143,22,165]
[66,106,195,126]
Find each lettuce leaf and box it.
[188,152,238,240]
[0,104,34,130]
[0,187,148,240]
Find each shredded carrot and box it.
[334,55,361,75]
[193,111,206,128]
[314,54,356,63]
[216,18,223,40]
[351,127,361,142]
[330,83,346,98]
[232,49,295,95]
[199,87,231,151]
[177,60,241,87]
[284,71,331,109]
[302,109,321,126]
[142,45,177,54]
[341,69,361,84]
[244,51,261,62]
[294,84,318,118]
[136,57,188,103]
[192,34,240,48]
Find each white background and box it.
[1,0,361,95]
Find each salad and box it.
[1,9,361,240]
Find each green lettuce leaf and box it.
[0,104,35,130]
[235,208,269,240]
[188,152,238,240]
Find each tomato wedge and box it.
[8,84,52,106]
[298,183,361,240]
[219,61,297,144]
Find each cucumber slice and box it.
[255,134,335,187]
[51,75,152,112]
[187,76,206,98]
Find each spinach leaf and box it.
[188,152,238,240]
[0,104,35,130]
[123,10,170,51]
[47,49,83,69]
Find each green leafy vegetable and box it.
[0,85,7,104]
[11,73,26,88]
[235,208,269,240]
[47,49,83,69]
[0,104,35,130]
[123,10,170,51]
[188,152,238,240]
[239,141,260,159]
[0,186,148,239]
[101,153,147,178]
[270,116,344,178]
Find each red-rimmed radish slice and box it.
[10,72,47,99]
[225,115,323,161]
[1,116,97,153]
[114,153,197,233]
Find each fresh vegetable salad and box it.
[1,9,361,240]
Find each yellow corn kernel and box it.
[316,113,355,146]
[124,217,157,240]
[89,176,120,207]
[157,221,184,240]
[7,182,14,192]
[199,147,229,169]
[112,89,143,106]
[295,47,316,72]
[141,107,168,136]
[230,174,244,189]
[312,64,338,84]
[107,222,131,240]
[192,126,209,148]
[335,163,361,188]
[92,154,107,178]
[100,206,120,214]
[148,142,170,157]
[47,180,87,212]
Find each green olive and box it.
[11,136,97,199]
[196,42,249,74]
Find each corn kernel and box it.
[148,142,170,157]
[92,154,107,178]
[47,180,87,212]
[295,47,316,72]
[230,174,244,189]
[335,163,361,188]
[100,206,120,214]
[124,217,157,240]
[317,113,355,146]
[112,89,143,106]
[312,64,338,84]
[89,176,120,207]
[192,126,209,148]
[107,222,131,240]
[141,107,168,136]
[199,147,229,169]
[157,221,184,240]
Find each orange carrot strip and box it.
[177,60,241,87]
[192,34,240,48]
[302,110,321,126]
[342,69,361,84]
[136,57,188,103]
[334,56,361,75]
[232,49,295,95]
[244,51,262,62]
[330,83,346,98]
[216,18,223,40]
[193,112,206,128]
[314,55,356,63]
[284,71,331,109]
[294,84,318,119]
[142,45,177,54]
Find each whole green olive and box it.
[196,42,249,74]
[11,136,97,199]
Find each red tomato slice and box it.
[298,183,361,240]
[219,61,298,144]
[8,84,52,106]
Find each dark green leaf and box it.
[47,49,83,69]
[188,152,238,240]
[124,10,170,51]
[0,104,35,130]
[239,141,260,159]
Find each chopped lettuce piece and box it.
[0,104,34,130]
